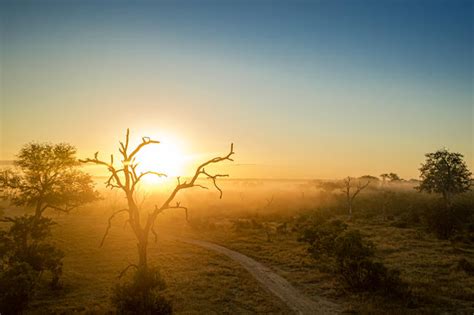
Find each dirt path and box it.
[176,238,341,315]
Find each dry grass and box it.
[22,209,290,314]
[192,215,474,314]
[2,182,473,314]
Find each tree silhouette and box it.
[341,177,370,217]
[0,143,98,218]
[0,143,97,310]
[81,129,234,272]
[379,173,399,220]
[417,148,471,209]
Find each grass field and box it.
[2,182,473,314]
[23,209,290,314]
[195,217,474,314]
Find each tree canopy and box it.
[0,143,98,217]
[417,148,471,204]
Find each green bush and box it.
[0,262,38,314]
[298,219,347,258]
[457,258,474,275]
[112,267,172,315]
[299,221,409,298]
[0,215,64,313]
[0,215,64,288]
[423,201,472,239]
[334,231,408,296]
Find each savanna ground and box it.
[1,179,473,314]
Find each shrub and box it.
[0,262,38,314]
[298,219,347,258]
[299,222,409,298]
[0,215,64,288]
[334,230,374,261]
[423,201,473,239]
[334,231,408,296]
[457,258,474,275]
[112,267,172,315]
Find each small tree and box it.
[417,149,471,209]
[379,173,398,220]
[0,143,98,218]
[0,215,64,287]
[81,129,234,273]
[341,177,370,217]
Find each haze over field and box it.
[1,0,472,180]
[0,1,473,314]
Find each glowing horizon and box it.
[1,1,472,180]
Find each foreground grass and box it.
[3,200,473,314]
[24,209,290,314]
[192,216,474,314]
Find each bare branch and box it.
[192,183,209,190]
[0,216,15,223]
[42,204,72,214]
[128,137,160,160]
[118,263,138,279]
[201,169,228,198]
[133,171,167,189]
[80,153,125,189]
[151,220,158,243]
[352,180,370,200]
[157,143,234,212]
[264,195,274,209]
[100,209,129,247]
[152,203,189,220]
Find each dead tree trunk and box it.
[342,177,370,218]
[81,129,234,274]
[138,240,148,271]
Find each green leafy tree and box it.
[0,215,64,287]
[381,173,401,182]
[417,149,471,208]
[0,261,37,314]
[0,215,65,314]
[0,143,98,218]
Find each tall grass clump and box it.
[112,267,172,315]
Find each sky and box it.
[0,0,472,179]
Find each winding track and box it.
[175,238,341,315]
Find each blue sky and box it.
[1,0,472,178]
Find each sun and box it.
[135,135,186,186]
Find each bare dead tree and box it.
[80,129,234,272]
[264,195,274,209]
[341,177,370,217]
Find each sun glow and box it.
[135,135,187,187]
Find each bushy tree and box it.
[0,215,64,287]
[299,222,408,297]
[333,230,408,297]
[417,149,471,209]
[0,143,98,313]
[0,262,37,314]
[0,215,64,314]
[0,142,98,218]
[298,218,347,258]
